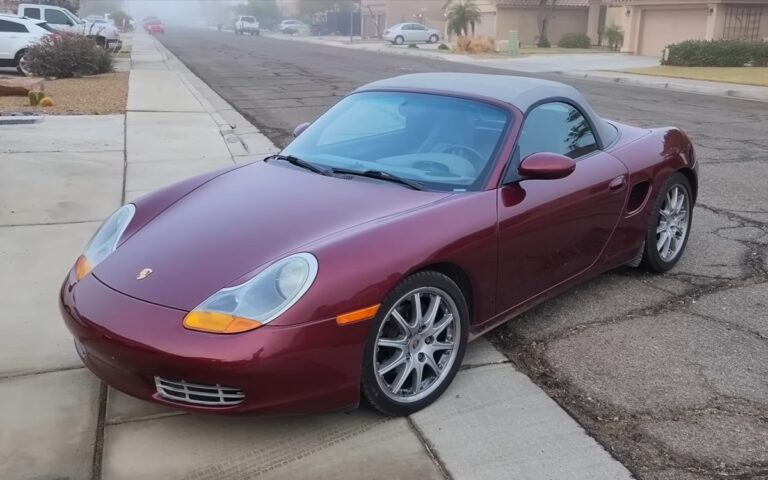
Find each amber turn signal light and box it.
[183,311,262,334]
[74,255,93,281]
[336,304,380,326]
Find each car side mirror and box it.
[518,152,576,180]
[293,122,310,138]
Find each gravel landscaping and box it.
[0,72,128,115]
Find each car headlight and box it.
[74,204,135,281]
[183,253,318,334]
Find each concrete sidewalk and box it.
[264,31,768,102]
[0,32,633,480]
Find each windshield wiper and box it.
[268,154,332,176]
[332,168,424,191]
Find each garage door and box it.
[638,9,708,56]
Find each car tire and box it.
[640,172,693,273]
[429,34,439,44]
[394,35,404,45]
[15,50,30,76]
[361,271,469,416]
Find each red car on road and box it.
[145,20,165,34]
[60,74,697,416]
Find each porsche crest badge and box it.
[136,268,153,280]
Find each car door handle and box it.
[609,175,626,191]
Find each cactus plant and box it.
[28,91,45,106]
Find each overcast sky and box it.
[121,0,241,25]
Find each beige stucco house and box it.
[362,0,766,56]
[607,0,768,56]
[362,0,604,46]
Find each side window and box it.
[518,102,598,160]
[24,7,41,19]
[416,25,427,30]
[45,9,72,25]
[0,19,29,32]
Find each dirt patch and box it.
[0,72,128,115]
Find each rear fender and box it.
[599,127,696,264]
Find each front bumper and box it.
[59,272,369,414]
[106,39,123,53]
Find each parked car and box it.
[17,3,121,51]
[85,14,114,26]
[144,19,165,34]
[384,23,440,45]
[0,14,57,75]
[60,73,698,417]
[278,19,307,35]
[234,15,259,36]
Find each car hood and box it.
[94,161,450,311]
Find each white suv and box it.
[0,14,56,75]
[234,15,259,36]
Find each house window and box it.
[723,6,763,42]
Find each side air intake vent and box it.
[627,181,651,214]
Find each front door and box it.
[495,102,628,314]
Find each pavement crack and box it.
[406,417,454,480]
[90,382,108,480]
[0,365,85,381]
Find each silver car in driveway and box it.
[384,23,440,45]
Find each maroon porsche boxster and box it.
[60,74,697,416]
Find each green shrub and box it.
[408,43,419,49]
[25,33,114,78]
[537,37,550,48]
[557,32,591,49]
[438,43,450,50]
[751,42,768,67]
[662,39,766,67]
[604,25,623,51]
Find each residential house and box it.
[362,0,603,46]
[275,0,300,18]
[607,0,768,56]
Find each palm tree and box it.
[445,0,482,37]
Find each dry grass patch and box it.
[623,66,768,87]
[0,71,128,115]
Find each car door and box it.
[495,101,628,314]
[413,24,429,42]
[0,19,28,60]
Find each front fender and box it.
[270,191,499,328]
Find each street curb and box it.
[560,71,768,103]
[148,35,279,161]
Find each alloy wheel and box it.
[656,184,689,262]
[17,54,31,76]
[373,287,460,403]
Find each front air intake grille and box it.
[154,376,245,407]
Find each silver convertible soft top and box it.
[355,73,617,148]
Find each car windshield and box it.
[281,92,510,192]
[63,9,85,24]
[241,16,256,23]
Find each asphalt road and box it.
[159,28,768,480]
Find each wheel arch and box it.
[677,167,698,204]
[413,262,474,324]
